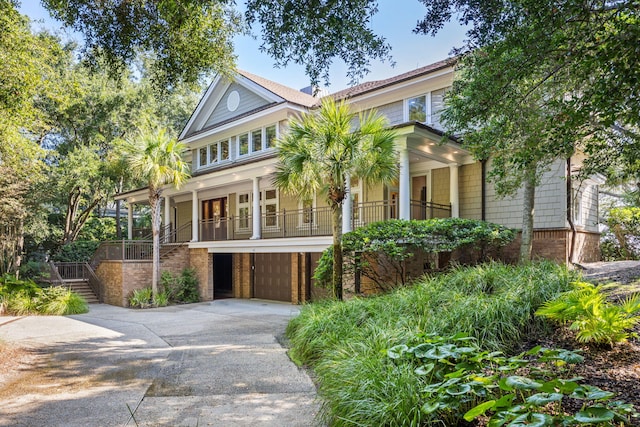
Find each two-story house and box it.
[110,58,601,306]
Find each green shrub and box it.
[153,291,169,307]
[387,334,638,426]
[128,287,153,308]
[314,218,515,291]
[52,241,100,262]
[0,274,88,315]
[606,207,640,260]
[77,216,119,241]
[287,262,576,425]
[18,261,48,281]
[40,287,89,315]
[536,281,640,347]
[160,268,199,303]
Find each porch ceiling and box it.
[189,236,332,253]
[396,123,473,166]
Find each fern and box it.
[536,281,640,347]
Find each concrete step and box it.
[62,280,99,304]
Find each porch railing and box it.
[52,261,104,303]
[198,199,451,241]
[91,240,153,268]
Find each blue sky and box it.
[20,1,465,93]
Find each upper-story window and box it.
[198,138,231,168]
[238,124,278,157]
[405,87,450,128]
[196,124,278,170]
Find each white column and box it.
[449,163,460,218]
[163,195,171,230]
[399,148,411,220]
[251,177,261,239]
[127,201,133,240]
[191,190,199,241]
[342,174,352,233]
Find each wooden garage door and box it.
[254,253,291,302]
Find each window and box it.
[238,193,250,229]
[196,139,231,169]
[351,177,362,222]
[263,189,278,227]
[573,188,583,226]
[238,133,249,156]
[266,125,277,149]
[251,129,263,153]
[209,143,218,164]
[221,139,229,161]
[198,147,208,167]
[407,95,427,122]
[405,87,451,127]
[196,124,278,169]
[301,197,315,225]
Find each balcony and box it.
[197,200,451,242]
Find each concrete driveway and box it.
[0,300,320,426]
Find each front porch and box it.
[130,199,451,243]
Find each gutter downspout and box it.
[567,158,577,264]
[481,159,487,221]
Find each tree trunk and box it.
[115,199,122,239]
[519,170,536,263]
[115,176,124,239]
[331,203,343,300]
[15,219,24,278]
[150,188,162,301]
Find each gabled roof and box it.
[329,58,456,101]
[238,70,319,108]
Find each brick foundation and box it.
[190,248,213,301]
[501,228,600,264]
[96,261,152,307]
[233,253,252,298]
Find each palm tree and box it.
[122,127,190,300]
[275,98,397,299]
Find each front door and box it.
[202,198,227,240]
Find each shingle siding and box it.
[377,101,404,125]
[459,162,482,220]
[485,160,567,229]
[204,83,271,128]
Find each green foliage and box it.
[287,262,577,424]
[314,218,515,290]
[275,98,397,300]
[245,0,392,88]
[160,268,200,304]
[606,207,640,260]
[128,287,153,309]
[153,291,169,307]
[0,274,88,315]
[536,282,640,347]
[18,261,49,281]
[418,0,640,194]
[77,216,119,242]
[52,241,100,263]
[388,334,638,426]
[0,2,58,275]
[39,287,89,315]
[42,0,242,89]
